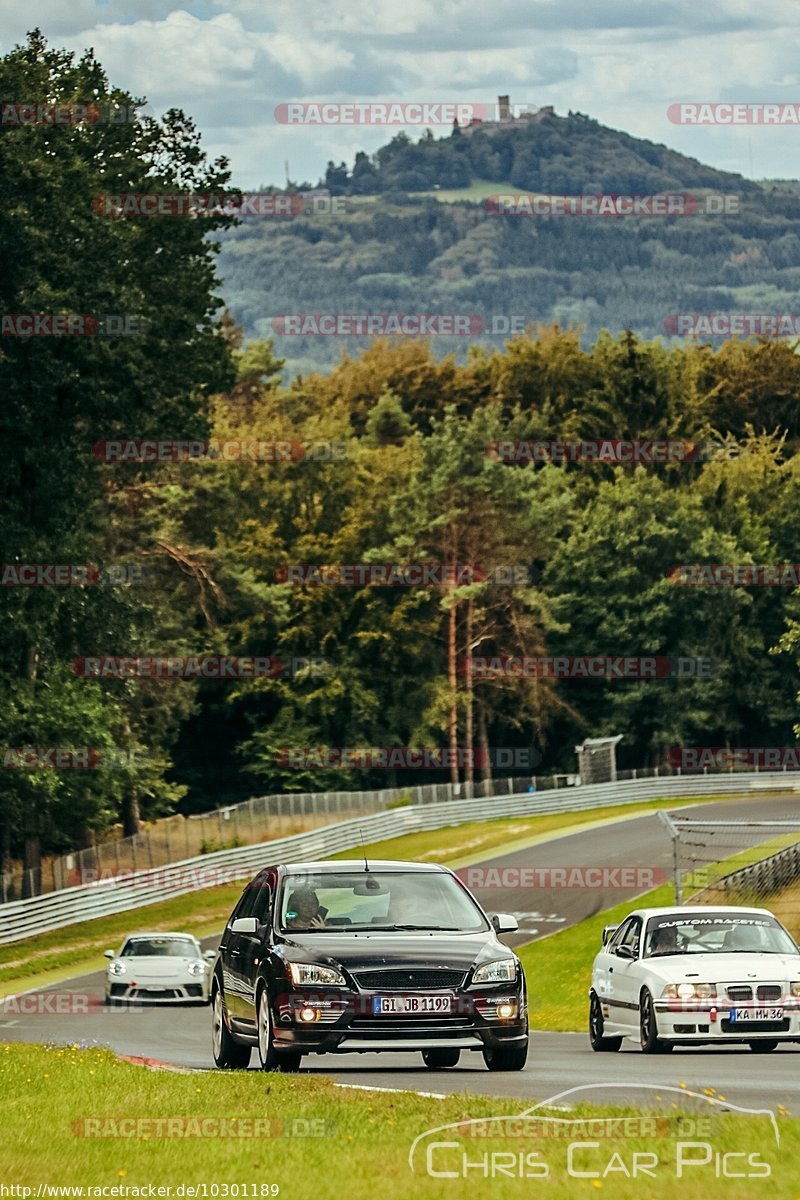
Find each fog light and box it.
[298,1005,319,1023]
[497,1002,516,1019]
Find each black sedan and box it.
[211,859,528,1072]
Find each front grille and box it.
[720,1018,790,1033]
[185,985,203,997]
[353,968,465,991]
[130,988,179,999]
[109,984,127,997]
[757,985,782,1002]
[350,1012,472,1029]
[726,986,752,1002]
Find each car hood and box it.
[114,957,199,978]
[276,929,509,974]
[643,952,800,983]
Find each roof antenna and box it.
[359,828,381,889]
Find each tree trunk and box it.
[478,701,492,785]
[447,592,459,786]
[121,719,142,836]
[464,597,474,786]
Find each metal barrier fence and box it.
[5,761,791,903]
[1,774,546,902]
[1,769,796,946]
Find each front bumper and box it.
[106,979,209,1004]
[653,996,800,1041]
[269,985,527,1053]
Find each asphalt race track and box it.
[4,793,800,1112]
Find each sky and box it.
[1,0,799,187]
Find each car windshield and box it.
[278,870,488,932]
[121,937,197,957]
[643,912,798,957]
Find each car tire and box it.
[589,992,623,1052]
[482,1028,528,1072]
[422,1049,461,1069]
[639,989,672,1054]
[748,1040,779,1052]
[257,986,303,1073]
[212,985,252,1070]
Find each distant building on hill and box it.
[458,95,555,136]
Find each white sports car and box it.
[589,905,800,1053]
[104,932,216,1005]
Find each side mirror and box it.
[204,949,217,960]
[615,944,635,960]
[104,950,115,959]
[491,913,519,934]
[602,924,618,947]
[231,916,259,935]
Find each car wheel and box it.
[639,989,672,1054]
[482,1027,528,1072]
[748,1040,779,1052]
[257,987,302,1073]
[422,1049,461,1069]
[589,992,622,1052]
[211,985,251,1069]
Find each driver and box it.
[285,888,326,929]
[649,924,680,955]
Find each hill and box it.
[215,109,799,377]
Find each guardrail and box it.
[699,839,800,900]
[1,770,796,945]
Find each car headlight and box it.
[662,982,716,1000]
[473,958,517,984]
[108,961,127,976]
[187,961,207,976]
[287,962,346,987]
[791,982,800,997]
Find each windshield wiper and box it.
[367,921,460,931]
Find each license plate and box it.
[372,994,453,1014]
[729,1007,783,1022]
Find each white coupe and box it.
[104,932,216,1005]
[589,905,800,1053]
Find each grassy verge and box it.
[0,791,784,996]
[0,1043,794,1198]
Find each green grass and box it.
[0,1043,795,1198]
[0,791,783,996]
[411,177,515,203]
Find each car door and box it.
[605,916,644,1032]
[236,873,275,1032]
[224,886,258,1025]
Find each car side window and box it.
[620,917,642,956]
[250,884,271,926]
[228,887,255,926]
[608,918,632,951]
